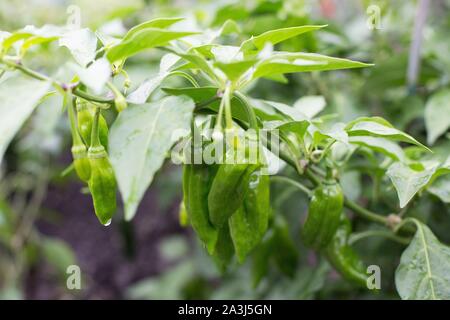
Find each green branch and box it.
[1,57,114,104]
[270,176,313,197]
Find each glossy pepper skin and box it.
[302,180,344,249]
[178,201,189,227]
[211,223,235,273]
[87,145,117,226]
[71,144,91,182]
[183,163,218,254]
[229,169,270,263]
[67,96,91,182]
[76,99,109,149]
[207,144,259,228]
[325,217,368,287]
[87,108,117,226]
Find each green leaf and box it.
[428,176,450,203]
[346,117,431,152]
[19,24,64,54]
[424,89,450,145]
[254,99,307,121]
[106,29,198,63]
[0,73,51,165]
[59,28,97,67]
[162,86,218,103]
[123,17,184,41]
[68,58,111,94]
[396,221,450,300]
[1,32,32,53]
[175,50,218,82]
[21,35,59,54]
[312,122,348,145]
[41,237,76,277]
[293,95,326,119]
[127,54,179,104]
[386,160,450,208]
[349,136,406,162]
[241,25,326,51]
[109,95,195,220]
[127,75,166,104]
[253,52,371,79]
[214,59,258,81]
[276,120,310,144]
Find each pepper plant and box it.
[1,14,449,300]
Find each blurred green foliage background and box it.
[0,0,449,299]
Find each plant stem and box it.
[196,96,220,109]
[73,87,113,103]
[270,176,312,197]
[90,107,101,148]
[168,71,200,88]
[344,198,388,225]
[1,57,114,104]
[234,91,258,130]
[348,230,411,246]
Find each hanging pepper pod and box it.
[71,144,91,182]
[207,138,260,228]
[107,81,128,112]
[87,108,117,226]
[325,217,368,287]
[211,223,235,273]
[76,99,109,149]
[178,201,189,227]
[67,95,91,182]
[183,162,218,254]
[229,169,270,263]
[114,93,128,113]
[302,179,344,249]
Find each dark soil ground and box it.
[25,167,186,299]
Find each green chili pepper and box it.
[272,218,298,278]
[229,169,270,263]
[67,95,91,182]
[178,201,189,227]
[211,223,235,273]
[251,233,273,288]
[183,163,218,254]
[87,108,117,226]
[325,217,368,287]
[302,180,344,249]
[76,99,109,149]
[114,93,128,113]
[207,144,259,228]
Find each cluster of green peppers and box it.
[325,217,368,287]
[301,179,367,287]
[68,96,117,226]
[181,133,271,269]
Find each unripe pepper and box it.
[211,223,235,273]
[183,163,218,254]
[71,144,91,182]
[325,217,368,287]
[87,108,117,226]
[207,141,260,228]
[67,95,91,182]
[76,99,109,149]
[229,169,270,263]
[114,93,128,113]
[178,201,189,227]
[302,180,344,249]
